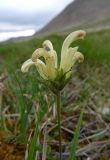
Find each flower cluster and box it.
[21,30,86,92]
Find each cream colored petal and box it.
[46,51,57,79]
[60,47,78,72]
[61,30,86,55]
[32,47,57,80]
[61,30,86,65]
[32,47,57,68]
[51,50,58,68]
[31,41,58,80]
[43,40,53,51]
[73,51,84,63]
[66,51,84,71]
[31,48,47,62]
[62,51,84,79]
[35,59,48,80]
[42,40,58,68]
[21,59,35,73]
[32,40,54,62]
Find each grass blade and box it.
[69,107,84,160]
[27,124,39,160]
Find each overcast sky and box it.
[0,0,74,33]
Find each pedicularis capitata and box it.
[21,30,86,160]
[21,30,86,93]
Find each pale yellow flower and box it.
[21,30,86,82]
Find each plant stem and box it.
[56,91,62,160]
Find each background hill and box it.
[36,0,110,35]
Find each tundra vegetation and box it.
[0,29,110,160]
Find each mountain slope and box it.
[36,0,110,35]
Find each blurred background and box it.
[0,0,73,42]
[0,0,110,42]
[0,0,110,159]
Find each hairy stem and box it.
[56,91,62,160]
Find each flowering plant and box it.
[21,30,86,160]
[21,30,86,92]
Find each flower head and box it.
[21,30,86,91]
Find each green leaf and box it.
[69,107,84,160]
[27,124,39,160]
